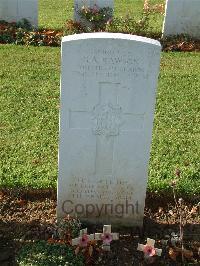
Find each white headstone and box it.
[162,0,200,38]
[57,33,161,227]
[0,0,38,28]
[74,0,113,21]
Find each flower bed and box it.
[0,20,62,47]
[1,19,200,52]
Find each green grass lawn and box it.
[39,0,71,29]
[0,45,199,197]
[150,52,200,196]
[0,45,60,188]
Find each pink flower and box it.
[79,234,89,247]
[143,245,156,257]
[101,233,113,244]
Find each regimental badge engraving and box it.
[92,103,122,137]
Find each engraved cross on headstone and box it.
[69,82,144,176]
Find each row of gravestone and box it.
[0,0,199,38]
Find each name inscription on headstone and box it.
[78,49,144,78]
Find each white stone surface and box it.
[74,0,113,21]
[0,0,38,27]
[162,0,200,38]
[57,33,161,226]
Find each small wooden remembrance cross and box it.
[95,225,119,251]
[72,228,94,247]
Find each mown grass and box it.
[149,52,200,196]
[0,45,60,188]
[0,45,199,197]
[39,0,71,29]
[39,0,164,34]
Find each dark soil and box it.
[0,189,199,265]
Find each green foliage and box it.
[65,11,152,37]
[64,20,86,35]
[57,216,81,239]
[17,241,84,266]
[16,18,33,30]
[78,6,113,31]
[105,12,151,36]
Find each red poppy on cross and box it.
[137,238,162,257]
[72,228,94,247]
[95,225,119,251]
